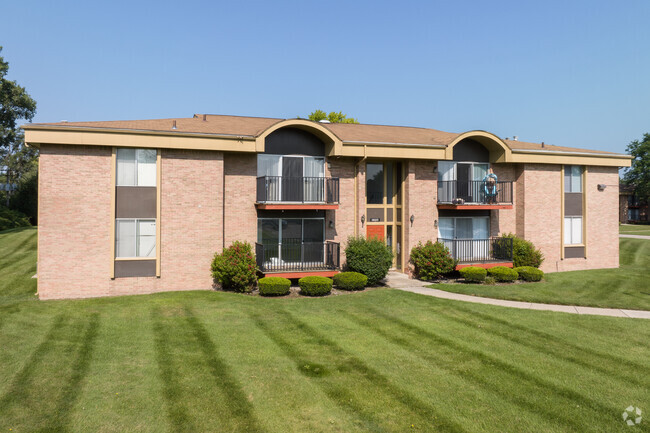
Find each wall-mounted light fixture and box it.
[361,214,365,227]
[329,220,334,229]
[434,219,438,228]
[327,161,332,170]
[410,214,415,227]
[597,184,607,191]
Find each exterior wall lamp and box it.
[597,184,607,191]
[361,214,365,227]
[434,219,438,228]
[410,214,415,227]
[329,220,334,229]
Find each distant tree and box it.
[307,109,359,124]
[0,46,37,207]
[623,133,650,203]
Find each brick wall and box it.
[490,163,516,236]
[38,145,224,299]
[404,160,438,272]
[38,144,113,299]
[224,153,257,246]
[328,158,356,264]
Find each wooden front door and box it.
[366,224,385,241]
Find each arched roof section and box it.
[445,131,512,163]
[255,119,343,155]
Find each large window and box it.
[117,148,157,186]
[564,217,583,245]
[564,165,583,193]
[257,218,325,264]
[438,217,489,239]
[116,219,156,258]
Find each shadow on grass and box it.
[0,312,100,432]
[344,309,593,432]
[151,306,265,433]
[250,308,467,433]
[427,305,648,388]
[367,307,620,418]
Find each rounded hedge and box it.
[211,241,257,293]
[487,266,519,282]
[332,272,367,291]
[459,266,487,283]
[344,236,393,285]
[515,266,544,282]
[258,277,291,296]
[298,276,333,297]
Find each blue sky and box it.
[2,0,649,154]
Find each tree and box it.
[623,133,650,203]
[0,46,37,207]
[307,109,359,124]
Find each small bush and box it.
[332,272,367,291]
[0,206,31,232]
[409,241,456,281]
[501,233,544,268]
[484,276,496,285]
[344,236,393,285]
[459,266,487,283]
[299,276,332,297]
[211,241,257,293]
[487,266,519,282]
[258,277,291,296]
[515,266,544,282]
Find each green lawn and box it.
[431,238,650,311]
[1,227,648,432]
[620,223,650,235]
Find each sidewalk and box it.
[385,272,650,319]
[620,234,650,239]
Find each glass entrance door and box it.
[365,161,403,269]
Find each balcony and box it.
[438,237,513,269]
[437,180,513,209]
[255,241,340,278]
[256,176,340,210]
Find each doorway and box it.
[365,161,404,269]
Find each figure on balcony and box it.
[483,168,498,204]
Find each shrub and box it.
[487,266,519,282]
[409,241,456,280]
[484,276,496,285]
[459,266,487,283]
[500,233,544,268]
[0,206,31,232]
[258,277,291,296]
[515,266,544,282]
[211,241,257,293]
[298,276,332,296]
[344,236,393,285]
[332,272,367,291]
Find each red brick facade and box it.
[37,141,623,299]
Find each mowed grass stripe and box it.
[0,227,37,305]
[0,312,100,432]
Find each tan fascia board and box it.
[510,149,631,167]
[339,142,447,159]
[23,126,257,152]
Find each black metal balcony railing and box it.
[437,180,513,205]
[438,237,513,263]
[256,176,340,204]
[255,241,340,273]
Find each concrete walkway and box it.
[385,272,650,319]
[620,234,650,239]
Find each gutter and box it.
[511,148,630,158]
[21,124,256,141]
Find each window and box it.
[117,148,157,186]
[564,217,582,245]
[564,165,582,193]
[116,219,156,258]
[366,163,384,204]
[438,217,489,239]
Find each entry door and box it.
[282,157,303,201]
[457,163,472,202]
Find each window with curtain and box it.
[117,148,156,186]
[116,219,156,258]
[303,157,325,201]
[564,217,582,244]
[564,166,583,193]
[257,155,281,177]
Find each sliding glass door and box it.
[438,216,490,260]
[257,218,325,266]
[257,155,325,202]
